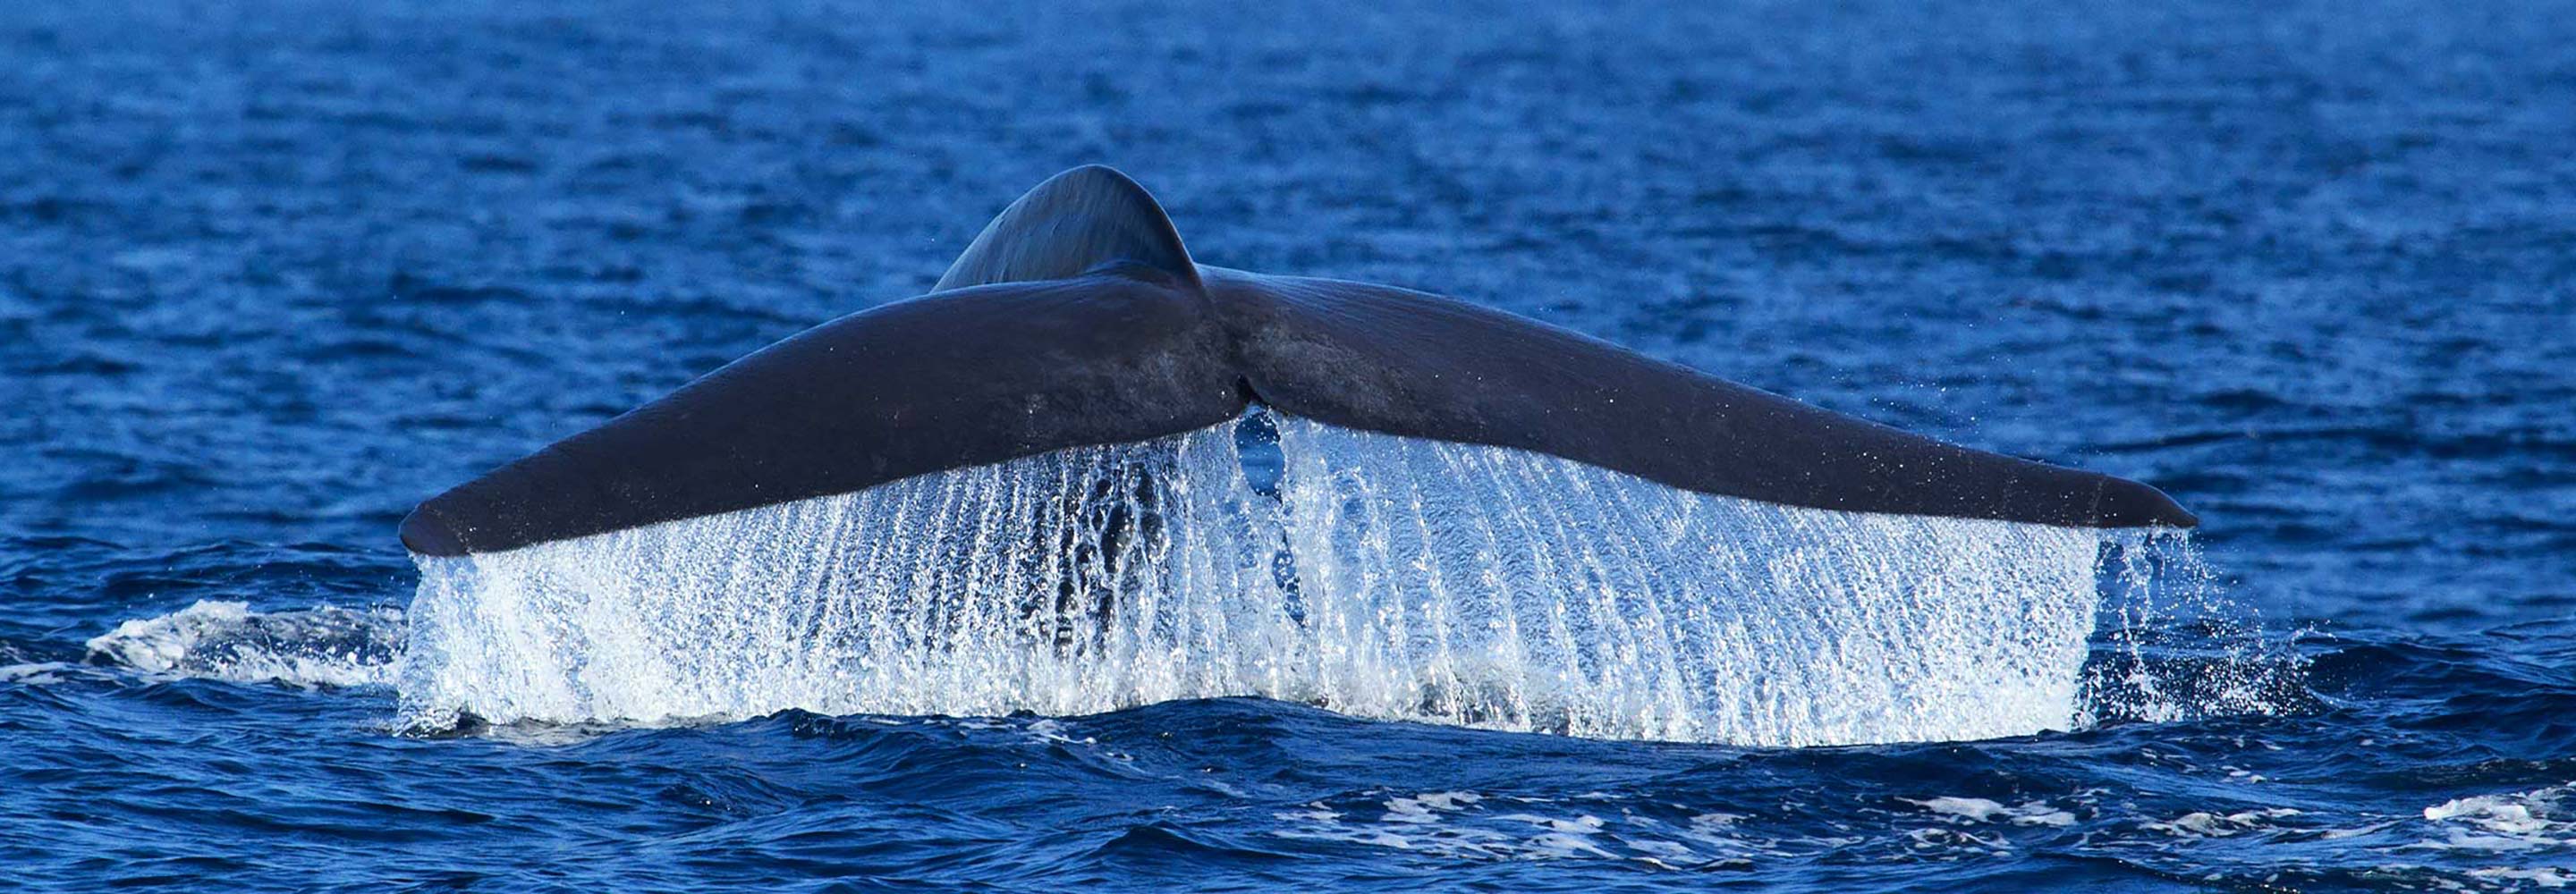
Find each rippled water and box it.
[4,1,2572,890]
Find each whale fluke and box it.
[396,273,1242,556]
[1210,271,2190,530]
[400,166,2193,557]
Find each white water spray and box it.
[401,411,2119,746]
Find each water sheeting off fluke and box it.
[402,412,2116,746]
[403,422,1291,727]
[1270,418,2101,745]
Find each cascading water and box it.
[402,424,1292,728]
[1272,418,2101,746]
[401,409,2143,746]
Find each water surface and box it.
[3,1,2572,890]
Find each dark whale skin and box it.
[1210,268,2193,535]
[399,268,1243,556]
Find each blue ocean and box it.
[4,2,2572,890]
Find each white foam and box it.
[2141,807,2302,839]
[1272,793,1613,862]
[0,662,113,685]
[1905,796,2076,827]
[1273,791,1860,866]
[2417,784,2576,854]
[2469,867,2572,889]
[1385,791,1481,822]
[400,411,2118,745]
[85,600,405,687]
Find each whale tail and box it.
[400,166,2190,557]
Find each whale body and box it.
[400,165,2192,557]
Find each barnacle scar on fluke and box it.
[400,164,2193,558]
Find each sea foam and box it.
[85,600,404,687]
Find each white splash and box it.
[400,411,2117,746]
[86,600,405,687]
[2080,528,2298,725]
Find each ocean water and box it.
[4,1,2572,890]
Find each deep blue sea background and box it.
[4,1,2573,890]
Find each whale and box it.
[399,165,2193,557]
